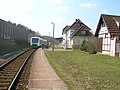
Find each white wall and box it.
[110,36,116,56]
[98,27,108,36]
[65,29,75,46]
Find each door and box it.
[97,38,102,52]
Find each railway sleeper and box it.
[0,86,8,90]
[1,71,17,74]
[0,82,10,87]
[0,76,14,79]
[1,74,15,77]
[0,79,12,82]
[2,69,19,72]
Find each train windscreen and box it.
[32,38,39,43]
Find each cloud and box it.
[47,0,63,4]
[101,10,109,14]
[0,0,34,26]
[27,15,64,37]
[0,0,33,12]
[57,6,70,12]
[0,11,33,26]
[79,2,97,8]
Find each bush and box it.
[80,39,88,52]
[80,37,97,54]
[88,37,97,54]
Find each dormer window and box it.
[101,21,105,28]
[115,21,120,29]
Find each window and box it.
[100,20,105,28]
[32,38,39,43]
[102,34,110,51]
[81,31,86,35]
[70,30,75,35]
[101,22,105,27]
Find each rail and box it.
[0,48,30,70]
[8,50,35,90]
[0,49,35,90]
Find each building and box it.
[95,14,120,57]
[62,19,93,49]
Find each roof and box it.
[69,19,91,38]
[62,19,91,37]
[69,19,91,31]
[55,37,63,43]
[95,14,120,37]
[70,25,93,38]
[62,25,70,35]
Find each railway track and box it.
[0,49,35,90]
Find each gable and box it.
[103,15,119,34]
[70,26,93,38]
[68,19,91,38]
[95,14,120,37]
[62,26,70,35]
[98,27,108,34]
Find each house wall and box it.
[62,33,67,49]
[110,36,116,56]
[62,30,71,49]
[62,33,66,44]
[63,29,76,49]
[98,26,111,55]
[67,29,74,46]
[115,40,120,57]
[70,36,88,49]
[62,28,92,49]
[116,40,120,52]
[97,26,118,57]
[66,30,70,48]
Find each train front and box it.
[30,37,40,49]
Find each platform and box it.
[28,48,68,90]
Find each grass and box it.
[0,44,29,55]
[45,50,120,90]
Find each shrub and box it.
[88,37,97,54]
[80,39,88,52]
[80,37,97,54]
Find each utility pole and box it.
[51,22,55,52]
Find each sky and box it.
[0,0,120,37]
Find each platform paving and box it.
[28,48,68,90]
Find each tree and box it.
[80,39,88,52]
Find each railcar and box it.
[30,37,47,49]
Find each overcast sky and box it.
[0,0,120,37]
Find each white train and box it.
[30,37,47,49]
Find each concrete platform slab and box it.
[28,48,68,90]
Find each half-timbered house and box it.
[95,14,120,57]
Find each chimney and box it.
[76,19,81,23]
